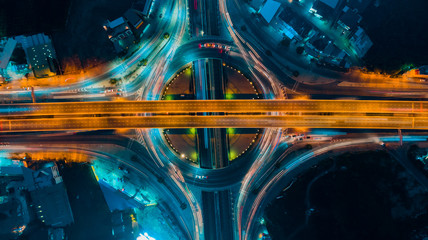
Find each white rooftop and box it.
[259,0,281,24]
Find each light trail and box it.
[2,99,428,116]
[1,115,428,132]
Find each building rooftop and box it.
[279,9,314,39]
[22,34,58,78]
[23,166,54,191]
[104,17,136,53]
[338,6,361,31]
[0,38,17,69]
[259,0,281,24]
[312,0,341,19]
[350,27,373,57]
[109,17,126,29]
[320,0,339,9]
[310,35,331,50]
[30,183,74,227]
[124,9,144,30]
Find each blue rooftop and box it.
[259,0,281,23]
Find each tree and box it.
[296,46,305,55]
[109,78,117,85]
[265,50,272,56]
[241,25,247,31]
[292,71,300,77]
[163,32,170,39]
[280,38,291,47]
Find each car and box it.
[196,175,208,179]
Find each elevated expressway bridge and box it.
[2,100,428,132]
[2,99,428,115]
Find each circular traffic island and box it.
[161,61,261,168]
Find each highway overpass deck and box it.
[2,100,428,116]
[1,115,428,132]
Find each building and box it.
[278,8,315,40]
[30,184,73,227]
[259,0,281,24]
[0,165,31,238]
[336,6,361,35]
[349,26,373,58]
[309,34,331,51]
[304,32,350,68]
[0,38,17,69]
[0,163,74,238]
[322,43,348,66]
[132,0,154,17]
[123,9,147,38]
[23,163,74,227]
[20,34,58,78]
[310,0,340,20]
[124,9,144,31]
[104,17,136,53]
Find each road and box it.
[2,99,428,116]
[2,115,428,132]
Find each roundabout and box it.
[161,62,261,167]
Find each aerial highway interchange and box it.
[1,0,427,239]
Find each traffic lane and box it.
[218,190,234,240]
[0,115,426,132]
[201,191,218,240]
[2,100,428,116]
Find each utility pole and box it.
[31,86,36,103]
